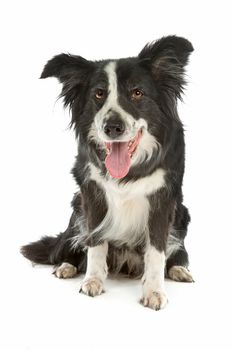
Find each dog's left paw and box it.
[140,291,168,311]
[80,277,104,297]
[168,266,194,282]
[53,262,78,279]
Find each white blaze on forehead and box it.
[94,61,137,137]
[105,61,118,97]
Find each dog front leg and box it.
[78,181,108,297]
[141,193,175,310]
[80,241,108,297]
[141,245,167,310]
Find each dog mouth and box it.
[104,129,142,179]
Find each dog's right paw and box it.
[80,277,104,297]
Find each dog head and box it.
[41,36,193,179]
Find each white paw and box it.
[141,291,168,311]
[80,277,104,297]
[54,262,77,279]
[168,265,194,282]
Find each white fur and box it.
[84,241,108,282]
[166,231,183,260]
[80,242,108,296]
[131,127,160,166]
[143,245,166,292]
[89,163,166,197]
[88,163,166,247]
[141,245,168,310]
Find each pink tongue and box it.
[105,142,131,179]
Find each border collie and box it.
[21,36,194,310]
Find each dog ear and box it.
[40,54,95,108]
[139,36,194,98]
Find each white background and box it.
[1,0,233,349]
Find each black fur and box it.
[21,36,193,278]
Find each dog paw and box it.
[53,262,77,279]
[140,291,168,311]
[80,277,104,297]
[168,265,194,282]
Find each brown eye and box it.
[131,89,144,100]
[95,89,105,100]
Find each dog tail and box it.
[21,235,59,265]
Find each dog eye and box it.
[95,89,106,100]
[131,89,144,100]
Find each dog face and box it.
[41,36,193,179]
[88,59,163,178]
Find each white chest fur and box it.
[89,164,166,247]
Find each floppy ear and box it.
[40,53,95,108]
[139,36,194,98]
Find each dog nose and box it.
[103,119,125,138]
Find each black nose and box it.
[103,119,125,138]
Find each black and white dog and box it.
[21,36,194,310]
